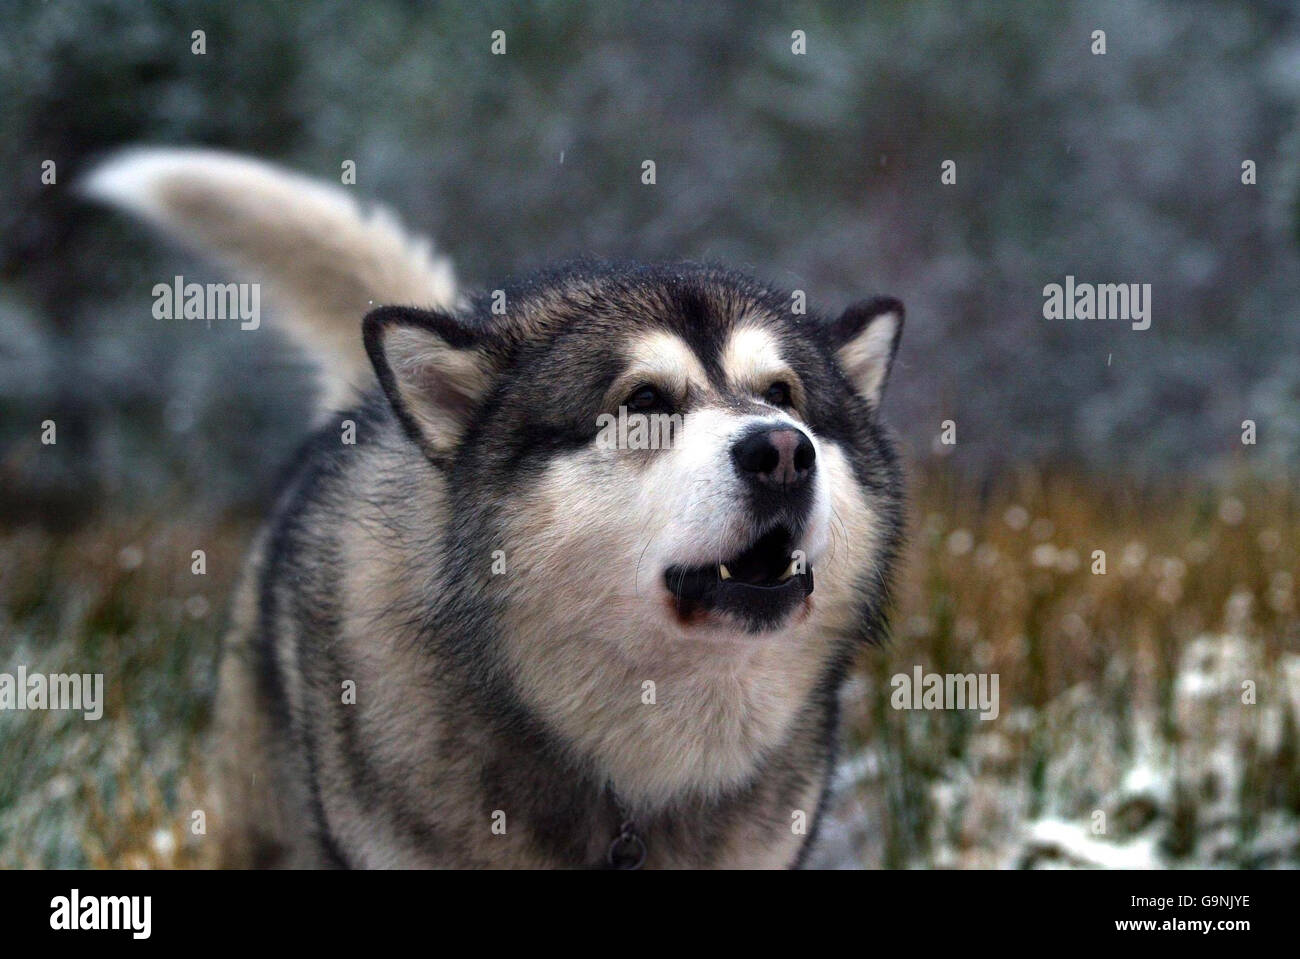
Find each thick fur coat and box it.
[86,150,906,868]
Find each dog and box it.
[84,149,907,868]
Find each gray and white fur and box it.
[85,148,907,869]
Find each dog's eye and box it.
[763,382,792,407]
[626,385,668,412]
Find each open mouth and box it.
[663,524,814,631]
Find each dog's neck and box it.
[491,610,839,808]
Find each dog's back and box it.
[89,150,465,866]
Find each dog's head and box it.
[364,263,905,650]
[364,262,905,798]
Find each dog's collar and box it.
[604,785,647,870]
[607,819,647,870]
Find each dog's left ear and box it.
[363,306,496,462]
[828,296,904,406]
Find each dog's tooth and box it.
[778,561,797,581]
[719,564,732,580]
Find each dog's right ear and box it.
[828,296,904,408]
[363,306,494,462]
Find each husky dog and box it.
[85,149,906,868]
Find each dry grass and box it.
[0,513,251,868]
[1,468,1297,868]
[834,467,1300,868]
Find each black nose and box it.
[732,426,816,490]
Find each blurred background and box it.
[1,0,1298,868]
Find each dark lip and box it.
[662,525,815,632]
